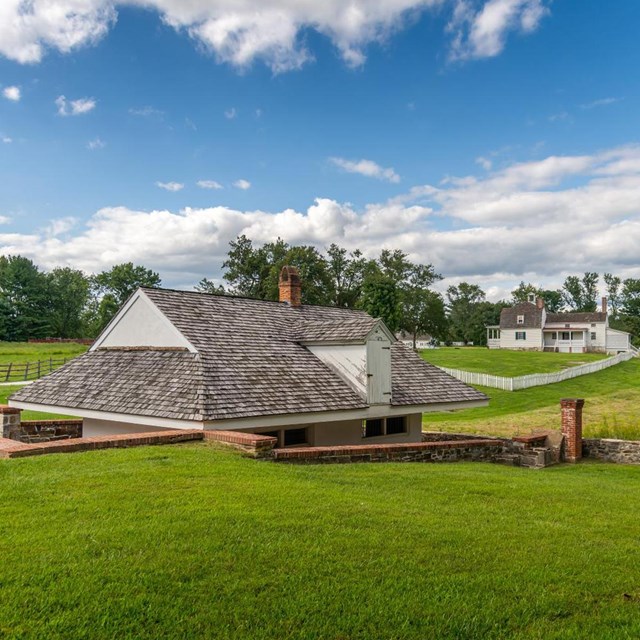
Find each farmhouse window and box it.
[362,417,407,438]
[283,428,307,447]
[517,315,524,324]
[551,332,557,340]
[515,331,526,340]
[561,332,570,340]
[363,419,384,438]
[591,332,597,341]
[386,416,406,435]
[591,323,596,327]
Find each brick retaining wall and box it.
[202,430,277,458]
[0,430,203,459]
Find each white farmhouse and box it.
[487,294,632,353]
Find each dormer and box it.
[298,318,394,405]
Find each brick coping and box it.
[272,438,501,459]
[0,430,203,459]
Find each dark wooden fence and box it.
[0,358,71,382]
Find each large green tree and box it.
[401,289,447,348]
[361,276,402,332]
[446,282,487,345]
[562,273,599,312]
[48,267,91,338]
[0,256,51,341]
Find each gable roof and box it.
[12,288,486,422]
[500,302,543,329]
[546,311,607,324]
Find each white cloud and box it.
[580,97,622,109]
[475,156,492,170]
[2,86,21,101]
[129,106,164,118]
[197,180,223,190]
[233,179,251,190]
[55,95,96,116]
[87,137,105,150]
[156,181,184,192]
[2,136,12,144]
[330,157,401,183]
[448,0,549,61]
[0,1,543,72]
[0,216,11,225]
[3,143,639,299]
[224,107,237,119]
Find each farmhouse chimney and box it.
[601,296,608,313]
[279,266,302,307]
[536,297,545,310]
[561,398,584,463]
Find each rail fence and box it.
[0,357,71,383]
[439,351,635,391]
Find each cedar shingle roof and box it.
[546,312,607,324]
[500,302,543,329]
[13,288,486,421]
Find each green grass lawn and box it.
[421,347,607,376]
[0,342,87,420]
[1,444,640,639]
[425,357,640,440]
[0,341,88,365]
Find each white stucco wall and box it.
[606,328,630,351]
[83,418,176,437]
[307,344,367,396]
[242,412,422,446]
[97,295,192,350]
[500,328,543,350]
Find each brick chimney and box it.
[279,266,301,307]
[536,297,545,310]
[602,296,608,313]
[561,398,584,463]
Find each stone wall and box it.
[583,438,640,464]
[6,419,82,443]
[272,439,503,464]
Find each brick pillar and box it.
[0,405,22,440]
[561,399,584,463]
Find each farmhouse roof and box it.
[500,302,543,329]
[546,311,607,324]
[12,288,485,422]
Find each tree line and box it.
[1,240,638,346]
[0,257,160,341]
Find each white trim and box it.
[91,289,197,353]
[9,399,488,432]
[203,400,488,431]
[7,401,204,431]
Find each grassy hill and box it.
[423,355,640,439]
[421,347,607,376]
[1,444,640,639]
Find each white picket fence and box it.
[439,351,635,392]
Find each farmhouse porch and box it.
[542,328,588,353]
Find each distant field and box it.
[424,357,640,440]
[0,341,88,365]
[0,342,87,420]
[1,445,640,639]
[421,347,607,376]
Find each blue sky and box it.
[1,0,639,298]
